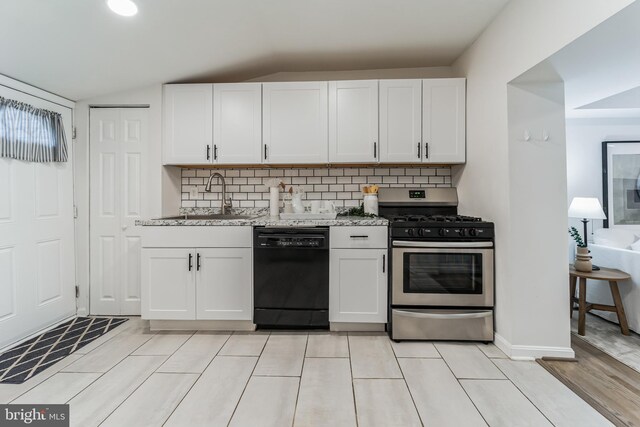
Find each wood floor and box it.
[0,318,612,427]
[571,313,640,373]
[538,336,640,427]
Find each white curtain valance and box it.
[0,96,68,162]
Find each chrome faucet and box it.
[205,172,232,214]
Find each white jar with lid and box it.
[363,194,378,215]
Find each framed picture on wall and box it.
[602,140,640,228]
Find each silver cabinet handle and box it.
[417,142,421,158]
[349,235,369,239]
[425,142,429,159]
[382,254,386,273]
[394,309,492,320]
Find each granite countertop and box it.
[136,214,388,227]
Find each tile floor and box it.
[571,313,640,373]
[0,318,613,427]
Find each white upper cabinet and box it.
[213,83,262,164]
[163,84,213,165]
[379,79,422,163]
[262,82,329,164]
[329,80,379,163]
[422,78,466,163]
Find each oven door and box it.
[392,241,494,307]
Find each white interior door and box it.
[0,87,76,351]
[90,108,148,315]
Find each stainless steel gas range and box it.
[378,188,495,342]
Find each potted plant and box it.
[568,226,592,272]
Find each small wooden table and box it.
[569,265,631,336]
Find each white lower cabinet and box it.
[142,248,196,320]
[196,248,252,320]
[330,248,387,323]
[141,226,252,321]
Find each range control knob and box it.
[407,228,415,237]
[468,228,477,237]
[438,228,447,237]
[417,228,424,237]
[457,228,466,237]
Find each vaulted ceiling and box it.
[0,0,509,100]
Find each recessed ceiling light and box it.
[107,0,138,17]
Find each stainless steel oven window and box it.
[392,245,494,307]
[403,252,483,294]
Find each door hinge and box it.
[75,286,79,298]
[73,205,79,219]
[72,127,77,140]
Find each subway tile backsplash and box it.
[181,166,452,208]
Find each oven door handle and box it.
[394,309,492,320]
[392,241,493,248]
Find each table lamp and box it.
[568,197,607,247]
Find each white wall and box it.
[566,117,640,235]
[452,0,635,358]
[73,84,180,315]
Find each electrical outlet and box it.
[189,187,199,199]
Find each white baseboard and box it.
[330,322,386,332]
[494,333,575,360]
[149,320,256,331]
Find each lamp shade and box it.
[568,197,607,220]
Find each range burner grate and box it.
[389,214,483,223]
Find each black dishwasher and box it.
[253,227,329,329]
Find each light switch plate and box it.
[189,187,199,199]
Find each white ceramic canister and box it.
[363,194,379,215]
[269,187,280,218]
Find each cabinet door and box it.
[141,248,195,320]
[262,82,328,164]
[213,83,262,164]
[163,84,213,165]
[196,248,252,320]
[330,249,387,323]
[329,80,378,163]
[379,79,422,162]
[422,78,466,163]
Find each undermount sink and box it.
[160,214,256,220]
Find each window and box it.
[0,96,68,162]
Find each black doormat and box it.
[0,317,128,384]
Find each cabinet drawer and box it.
[141,226,252,248]
[330,226,387,249]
